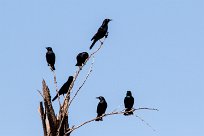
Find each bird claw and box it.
[99,40,103,45]
[105,32,109,38]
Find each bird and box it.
[95,96,107,121]
[90,18,112,50]
[52,76,74,101]
[46,47,56,71]
[124,91,134,116]
[75,52,89,67]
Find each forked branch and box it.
[68,56,95,108]
[56,37,107,136]
[65,107,158,134]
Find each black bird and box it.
[124,91,134,116]
[46,47,56,71]
[95,96,107,121]
[75,52,89,67]
[52,76,74,101]
[90,19,112,50]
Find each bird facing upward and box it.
[46,47,56,71]
[95,96,107,121]
[90,19,112,50]
[124,91,134,115]
[75,52,89,67]
[52,76,74,101]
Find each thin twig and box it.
[52,70,61,109]
[57,37,107,136]
[137,108,159,111]
[68,57,95,108]
[37,90,44,99]
[65,107,158,134]
[134,115,156,132]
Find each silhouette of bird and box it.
[52,76,74,101]
[46,47,56,71]
[95,96,107,121]
[124,91,134,115]
[75,52,89,67]
[90,19,112,50]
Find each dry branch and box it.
[134,115,156,132]
[52,71,61,109]
[38,102,47,136]
[56,38,107,135]
[65,107,158,134]
[42,80,57,135]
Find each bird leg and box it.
[105,32,109,38]
[99,40,103,45]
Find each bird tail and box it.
[90,40,97,50]
[75,62,82,66]
[95,114,103,121]
[52,95,58,102]
[124,108,133,116]
[51,65,55,71]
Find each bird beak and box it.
[109,19,112,21]
[45,47,48,49]
[96,97,99,99]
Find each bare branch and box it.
[134,115,156,132]
[38,102,47,136]
[136,108,159,111]
[65,107,158,134]
[52,70,61,110]
[56,37,107,136]
[42,80,57,135]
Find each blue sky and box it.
[0,0,204,136]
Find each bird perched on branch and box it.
[95,96,107,121]
[46,47,56,71]
[124,91,134,115]
[90,19,112,50]
[75,52,89,67]
[52,76,74,101]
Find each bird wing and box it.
[46,51,55,65]
[58,82,68,95]
[102,101,107,113]
[124,97,129,108]
[97,102,102,114]
[124,96,134,109]
[91,26,107,41]
[76,53,83,64]
[97,101,107,115]
[129,97,134,108]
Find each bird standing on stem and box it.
[75,52,89,67]
[52,76,74,101]
[46,47,56,71]
[90,19,112,50]
[95,96,107,121]
[124,91,134,115]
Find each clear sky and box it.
[0,0,204,136]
